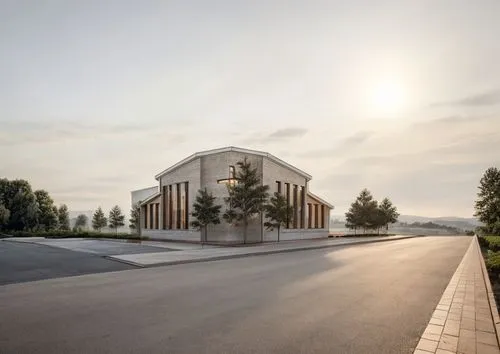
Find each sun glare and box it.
[369,80,406,116]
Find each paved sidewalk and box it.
[109,235,420,267]
[414,238,500,354]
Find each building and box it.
[131,147,333,243]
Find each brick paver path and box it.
[415,238,500,354]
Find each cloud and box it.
[343,131,372,145]
[0,119,157,146]
[268,127,308,139]
[298,130,373,158]
[431,90,500,107]
[239,127,308,145]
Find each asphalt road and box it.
[0,241,135,285]
[30,238,174,255]
[0,236,471,354]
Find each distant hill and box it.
[397,215,480,231]
[331,214,480,231]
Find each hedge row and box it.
[479,236,500,276]
[4,230,148,240]
[479,236,500,251]
[486,251,500,276]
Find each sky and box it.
[1,0,499,218]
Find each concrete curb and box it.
[103,256,146,268]
[475,235,500,347]
[108,235,424,268]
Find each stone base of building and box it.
[141,228,329,244]
[265,229,329,242]
[142,229,201,242]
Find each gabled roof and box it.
[131,186,158,194]
[139,192,160,206]
[154,146,312,181]
[308,191,335,209]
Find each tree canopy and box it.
[378,198,399,231]
[58,204,70,231]
[74,214,88,231]
[264,192,293,242]
[0,203,10,231]
[129,203,141,230]
[92,207,107,231]
[108,205,125,233]
[223,157,269,243]
[475,167,500,235]
[191,188,221,243]
[34,190,59,231]
[345,189,399,234]
[0,179,39,231]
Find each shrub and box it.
[485,236,500,252]
[478,236,490,248]
[486,251,500,276]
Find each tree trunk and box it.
[243,217,248,244]
[202,225,207,248]
[277,225,280,243]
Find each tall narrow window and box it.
[184,182,189,229]
[149,204,154,229]
[285,183,290,228]
[155,203,159,229]
[300,186,305,229]
[229,165,235,179]
[168,185,173,229]
[180,183,185,229]
[321,205,325,229]
[314,204,319,228]
[293,185,298,228]
[276,181,281,194]
[162,186,168,229]
[172,185,177,229]
[307,203,312,228]
[144,205,148,229]
[176,183,181,229]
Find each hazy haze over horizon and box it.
[1,0,499,218]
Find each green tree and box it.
[345,200,362,235]
[345,189,379,234]
[223,158,270,244]
[264,192,293,242]
[108,205,125,234]
[475,167,500,235]
[74,214,88,231]
[92,207,107,231]
[191,188,222,243]
[0,203,10,231]
[0,179,38,230]
[58,204,70,230]
[129,202,141,233]
[378,197,399,232]
[34,190,59,231]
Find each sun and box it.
[369,80,406,116]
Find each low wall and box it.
[265,229,328,242]
[142,229,200,242]
[142,228,328,243]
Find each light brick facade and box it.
[131,147,333,243]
